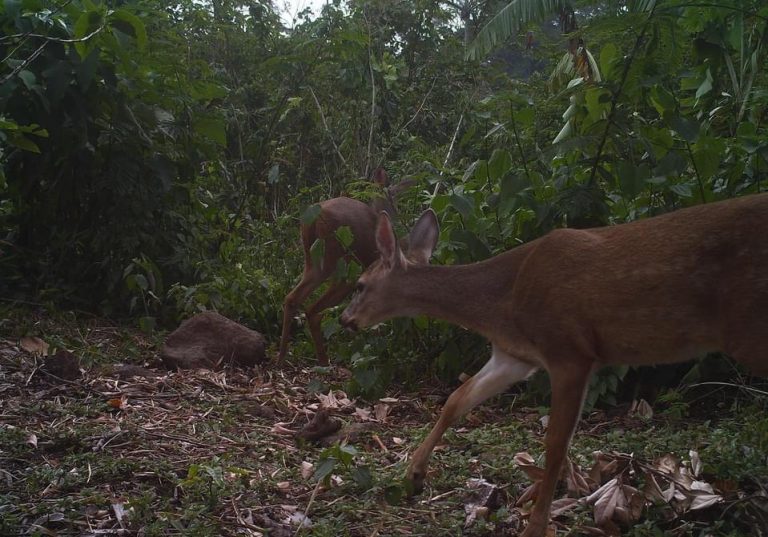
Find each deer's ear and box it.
[407,209,439,265]
[372,167,389,187]
[376,211,398,269]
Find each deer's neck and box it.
[398,247,529,336]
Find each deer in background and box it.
[277,168,413,365]
[340,194,768,537]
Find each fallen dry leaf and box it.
[26,433,38,448]
[514,452,545,481]
[628,398,653,419]
[374,402,391,422]
[20,336,49,356]
[300,461,314,480]
[271,423,295,435]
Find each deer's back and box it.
[302,197,380,269]
[508,193,768,367]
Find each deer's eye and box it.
[355,282,365,293]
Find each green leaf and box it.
[650,85,676,116]
[134,274,149,291]
[500,173,528,213]
[313,457,337,484]
[616,161,645,199]
[669,116,699,143]
[8,134,40,153]
[309,238,325,270]
[515,106,534,127]
[74,10,104,59]
[351,466,373,491]
[695,69,713,100]
[301,204,322,225]
[384,484,404,505]
[138,316,156,334]
[692,148,719,181]
[335,226,354,249]
[110,9,147,49]
[449,193,474,218]
[17,70,36,89]
[599,43,618,81]
[488,149,512,181]
[450,228,491,261]
[194,117,227,146]
[76,47,100,90]
[461,160,481,183]
[669,182,693,198]
[655,151,687,177]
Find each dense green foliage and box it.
[2,0,767,398]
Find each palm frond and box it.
[467,0,657,61]
[466,0,568,61]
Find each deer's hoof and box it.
[404,471,425,497]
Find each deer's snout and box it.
[340,313,358,332]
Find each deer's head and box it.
[340,209,439,331]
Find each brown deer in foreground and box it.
[277,168,412,365]
[340,194,768,537]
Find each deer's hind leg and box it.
[722,288,768,377]
[305,280,355,366]
[277,266,325,363]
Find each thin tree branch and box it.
[308,85,350,170]
[588,4,657,186]
[365,13,377,178]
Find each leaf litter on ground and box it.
[0,315,766,536]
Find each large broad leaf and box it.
[74,9,105,59]
[110,9,147,50]
[194,117,227,146]
[301,204,322,225]
[488,149,513,182]
[669,116,700,143]
[599,43,618,81]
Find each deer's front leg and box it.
[521,361,592,537]
[407,349,537,493]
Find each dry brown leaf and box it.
[623,485,645,522]
[691,480,715,494]
[514,452,545,481]
[642,474,665,503]
[654,453,679,476]
[374,402,391,422]
[354,407,372,421]
[592,478,620,525]
[317,390,353,410]
[271,423,295,435]
[516,481,540,507]
[20,336,49,356]
[689,492,722,510]
[628,399,653,419]
[565,458,592,496]
[689,450,702,477]
[589,451,619,485]
[285,511,312,528]
[550,497,579,517]
[300,461,314,480]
